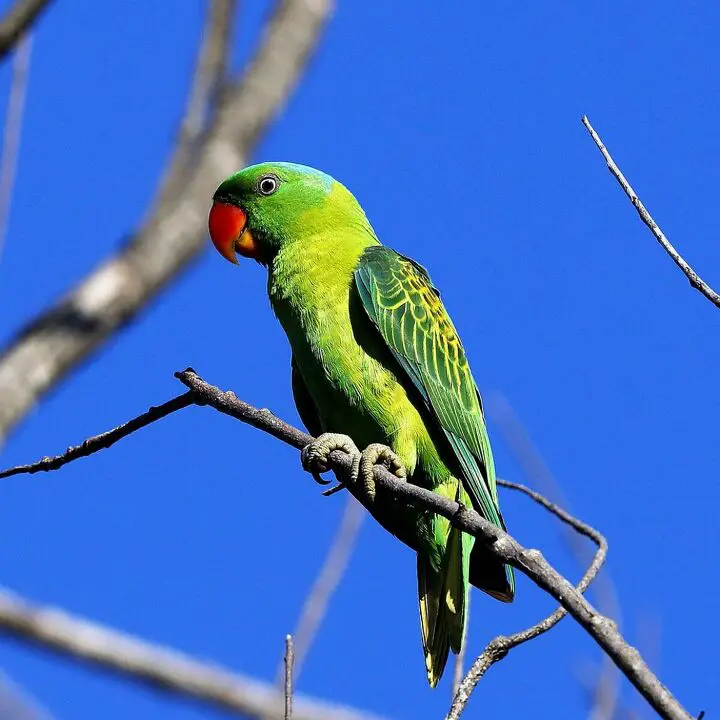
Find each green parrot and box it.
[208,162,514,687]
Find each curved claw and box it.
[359,443,407,502]
[311,471,333,486]
[301,433,361,490]
[301,444,332,484]
[300,435,406,503]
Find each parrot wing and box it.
[353,245,508,539]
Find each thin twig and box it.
[0,0,334,445]
[582,115,720,309]
[0,392,194,479]
[446,478,607,720]
[0,0,51,59]
[284,635,294,720]
[488,393,622,720]
[0,32,32,266]
[277,496,364,685]
[0,589,384,720]
[0,370,695,720]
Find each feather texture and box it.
[354,246,514,598]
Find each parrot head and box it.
[208,162,350,265]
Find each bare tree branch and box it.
[0,392,194,479]
[0,369,698,720]
[582,115,720,310]
[276,496,364,686]
[0,589,385,720]
[0,0,333,446]
[0,0,51,59]
[0,32,32,266]
[446,477,606,719]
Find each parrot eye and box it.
[258,175,279,196]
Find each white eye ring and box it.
[258,175,279,195]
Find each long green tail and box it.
[417,523,473,687]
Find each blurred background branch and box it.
[0,0,50,59]
[0,30,31,265]
[153,0,236,210]
[276,496,365,687]
[0,589,384,720]
[0,0,334,447]
[0,670,54,720]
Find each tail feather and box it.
[417,555,449,688]
[417,525,473,687]
[469,536,515,602]
[443,525,466,653]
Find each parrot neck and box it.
[268,224,378,315]
[266,184,381,366]
[268,185,379,310]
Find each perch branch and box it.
[446,478,606,719]
[0,393,194,479]
[0,369,697,720]
[0,589,384,720]
[0,0,333,446]
[174,371,697,720]
[0,0,51,59]
[582,115,720,309]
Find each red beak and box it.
[208,202,248,264]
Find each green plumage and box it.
[212,162,514,687]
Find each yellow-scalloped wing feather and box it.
[353,245,506,535]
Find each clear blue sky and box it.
[0,2,718,718]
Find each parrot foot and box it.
[357,443,407,502]
[301,434,407,503]
[301,433,360,487]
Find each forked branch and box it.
[447,478,606,719]
[0,589,383,720]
